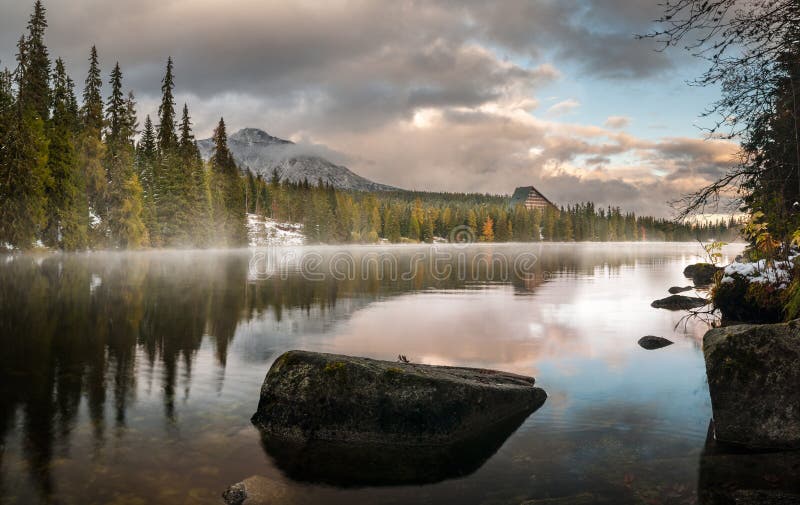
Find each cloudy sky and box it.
[0,0,739,216]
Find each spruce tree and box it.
[0,17,51,248]
[18,0,50,121]
[105,62,125,143]
[157,57,177,151]
[82,46,103,132]
[136,115,159,242]
[0,68,15,248]
[178,103,211,245]
[78,46,106,244]
[154,57,188,245]
[45,58,87,249]
[104,65,146,247]
[210,117,246,246]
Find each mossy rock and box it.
[251,350,546,447]
[684,262,723,286]
[703,320,800,449]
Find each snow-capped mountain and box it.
[197,128,396,192]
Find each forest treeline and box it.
[264,180,737,243]
[0,2,735,251]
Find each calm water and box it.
[0,243,746,504]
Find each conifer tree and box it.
[78,46,107,243]
[104,64,146,247]
[154,57,190,245]
[157,57,177,151]
[45,58,87,249]
[0,11,51,248]
[135,115,158,243]
[178,103,211,245]
[0,68,15,247]
[105,63,125,143]
[82,46,103,133]
[18,0,50,121]
[210,117,246,246]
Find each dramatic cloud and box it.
[0,0,731,216]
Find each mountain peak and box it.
[229,128,293,146]
[197,127,397,192]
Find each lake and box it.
[0,242,744,504]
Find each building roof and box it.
[510,186,556,209]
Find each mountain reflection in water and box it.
[0,243,743,504]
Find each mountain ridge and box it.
[197,128,397,192]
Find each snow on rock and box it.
[721,257,795,288]
[247,213,305,247]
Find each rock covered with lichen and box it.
[251,350,547,446]
[703,320,800,449]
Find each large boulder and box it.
[650,294,708,310]
[684,262,723,286]
[251,350,546,447]
[703,320,800,449]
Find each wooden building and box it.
[510,186,556,211]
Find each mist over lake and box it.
[0,243,744,504]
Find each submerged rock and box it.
[252,350,546,446]
[221,482,247,505]
[668,285,694,294]
[699,421,800,505]
[638,336,674,350]
[704,320,800,449]
[650,294,708,310]
[222,476,290,505]
[684,262,723,286]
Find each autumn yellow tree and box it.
[480,216,494,242]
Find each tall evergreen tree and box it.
[18,0,50,121]
[104,62,125,144]
[104,65,146,248]
[78,46,106,244]
[178,103,211,245]
[0,8,51,249]
[153,57,189,245]
[135,115,159,242]
[82,46,103,132]
[157,57,177,151]
[0,68,15,248]
[210,117,246,246]
[44,58,87,249]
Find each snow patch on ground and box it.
[721,256,796,288]
[247,213,305,247]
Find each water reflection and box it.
[698,422,800,505]
[259,407,543,487]
[0,243,742,504]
